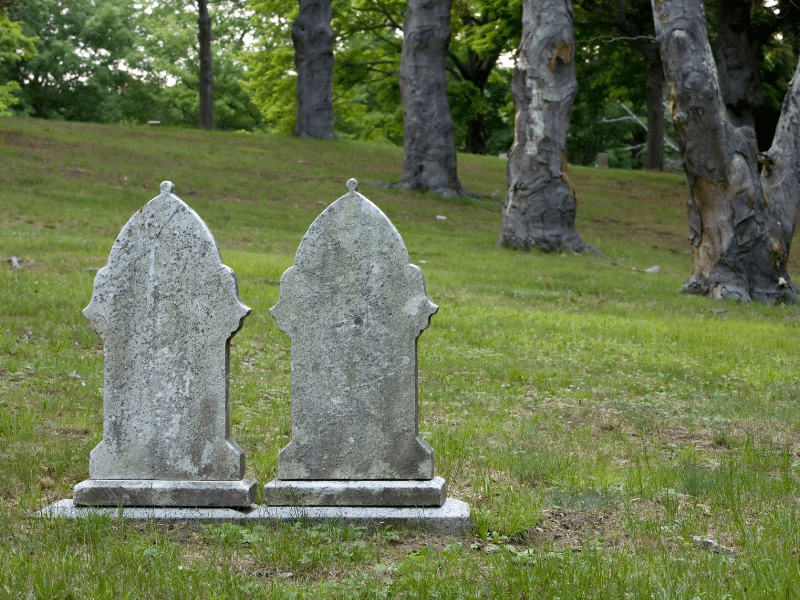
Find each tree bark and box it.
[498,0,600,254]
[398,0,465,197]
[652,0,800,301]
[292,0,334,140]
[197,0,214,131]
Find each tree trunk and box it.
[197,0,214,131]
[451,49,499,156]
[643,42,664,171]
[498,0,600,254]
[715,0,763,130]
[398,0,465,197]
[465,114,487,155]
[652,0,800,301]
[615,0,664,171]
[292,0,334,140]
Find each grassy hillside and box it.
[1,118,799,598]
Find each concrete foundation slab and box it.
[72,479,258,508]
[38,498,472,535]
[263,476,446,507]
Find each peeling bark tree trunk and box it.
[652,0,800,301]
[198,0,214,131]
[398,0,465,197]
[292,0,334,140]
[498,0,600,254]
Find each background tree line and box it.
[4,0,795,166]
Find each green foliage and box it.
[451,0,521,59]
[759,30,799,122]
[244,41,296,133]
[448,0,520,153]
[2,0,261,129]
[569,101,677,169]
[483,69,515,155]
[127,0,261,129]
[447,67,514,156]
[0,8,36,115]
[333,0,406,144]
[571,2,653,167]
[2,0,136,121]
[448,79,487,133]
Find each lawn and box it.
[1,117,799,598]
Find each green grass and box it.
[2,117,800,598]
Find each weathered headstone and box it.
[264,179,446,507]
[595,152,610,168]
[73,181,257,507]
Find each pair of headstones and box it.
[72,179,445,510]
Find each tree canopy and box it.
[1,0,260,128]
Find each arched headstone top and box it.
[84,184,249,339]
[292,181,410,267]
[272,179,437,340]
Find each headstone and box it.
[72,181,257,507]
[595,152,610,168]
[264,179,446,507]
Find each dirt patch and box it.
[524,507,623,550]
[41,425,92,442]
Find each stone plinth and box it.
[73,181,254,508]
[39,498,473,535]
[73,479,257,508]
[263,477,447,507]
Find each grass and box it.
[1,117,800,598]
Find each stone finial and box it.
[160,180,175,194]
[75,183,255,507]
[269,184,438,483]
[346,178,358,193]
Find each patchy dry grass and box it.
[1,118,800,598]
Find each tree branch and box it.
[580,35,656,43]
[603,102,680,152]
[447,50,469,81]
[351,0,403,32]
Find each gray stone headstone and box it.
[264,179,445,507]
[73,182,257,507]
[595,153,610,168]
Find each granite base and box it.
[263,477,446,507]
[72,479,258,508]
[38,498,472,535]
